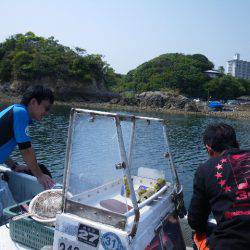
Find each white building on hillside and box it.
[204,69,221,78]
[227,53,250,80]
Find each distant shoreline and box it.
[58,101,250,120]
[1,93,249,120]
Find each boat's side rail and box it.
[0,165,43,203]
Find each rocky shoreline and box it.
[1,92,249,120]
[63,101,250,120]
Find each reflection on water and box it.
[1,103,249,206]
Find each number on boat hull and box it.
[58,238,81,250]
[101,232,124,250]
[77,224,100,247]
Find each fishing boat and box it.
[0,108,191,249]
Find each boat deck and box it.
[0,224,30,250]
[0,166,195,249]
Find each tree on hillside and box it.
[0,59,11,81]
[190,54,214,71]
[118,53,213,97]
[0,32,115,88]
[218,66,225,74]
[203,75,246,100]
[238,79,250,95]
[12,50,34,79]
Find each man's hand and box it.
[4,158,19,170]
[37,174,55,190]
[20,147,55,189]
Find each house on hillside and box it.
[204,69,221,78]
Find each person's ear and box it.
[205,144,214,157]
[29,98,37,106]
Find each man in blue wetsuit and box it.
[0,85,55,189]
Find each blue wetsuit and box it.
[0,104,32,164]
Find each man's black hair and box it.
[21,85,54,106]
[203,123,239,152]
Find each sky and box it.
[0,0,249,74]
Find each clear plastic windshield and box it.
[127,119,173,205]
[63,110,174,225]
[64,111,134,222]
[66,112,127,195]
[129,119,172,181]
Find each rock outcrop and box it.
[0,78,118,101]
[110,91,199,112]
[1,80,200,112]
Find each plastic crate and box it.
[3,200,54,250]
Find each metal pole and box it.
[163,123,180,192]
[115,116,140,238]
[128,117,136,169]
[115,117,138,210]
[74,108,164,122]
[62,108,76,211]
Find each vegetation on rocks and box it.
[0,32,249,102]
[0,32,117,99]
[113,53,213,97]
[112,53,250,100]
[204,75,247,100]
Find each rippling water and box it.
[1,103,249,206]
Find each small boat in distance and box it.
[208,100,224,111]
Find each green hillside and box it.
[0,32,249,100]
[0,32,116,88]
[113,53,249,99]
